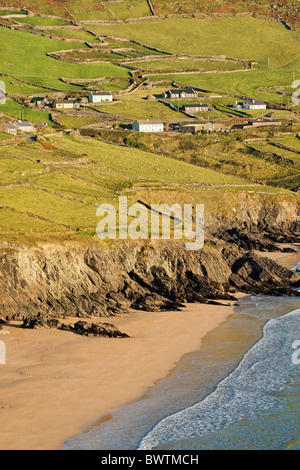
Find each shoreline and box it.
[0,299,240,450]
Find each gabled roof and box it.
[4,122,17,129]
[135,119,163,125]
[54,99,74,104]
[244,99,266,105]
[14,120,33,127]
[90,91,112,96]
[183,104,208,108]
[168,88,196,94]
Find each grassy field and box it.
[11,16,70,26]
[0,133,264,235]
[91,17,300,68]
[250,142,300,164]
[128,58,245,73]
[149,69,298,105]
[0,9,27,15]
[54,115,101,128]
[44,28,97,42]
[0,99,53,125]
[93,128,300,191]
[107,0,151,19]
[273,135,300,151]
[94,99,187,119]
[0,27,129,93]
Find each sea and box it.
[63,251,300,451]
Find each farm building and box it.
[132,119,164,132]
[13,120,34,133]
[53,99,74,109]
[1,122,17,135]
[234,99,267,110]
[242,119,282,129]
[162,89,198,99]
[31,97,48,107]
[182,104,209,113]
[175,122,228,133]
[89,91,113,103]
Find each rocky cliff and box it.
[0,238,298,321]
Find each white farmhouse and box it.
[89,91,113,103]
[234,99,267,110]
[13,120,34,133]
[132,119,164,133]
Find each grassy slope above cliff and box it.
[0,133,298,242]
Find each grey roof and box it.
[90,91,112,96]
[54,99,74,104]
[183,104,208,108]
[4,122,17,129]
[14,120,33,127]
[245,99,266,105]
[168,89,196,94]
[135,119,163,125]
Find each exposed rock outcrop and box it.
[22,313,60,330]
[60,320,129,338]
[0,238,298,321]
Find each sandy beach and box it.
[0,300,240,450]
[0,244,298,450]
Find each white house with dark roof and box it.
[234,99,267,110]
[162,89,198,99]
[132,119,164,133]
[13,120,34,133]
[89,91,113,103]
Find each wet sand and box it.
[0,300,240,450]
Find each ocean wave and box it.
[139,308,300,450]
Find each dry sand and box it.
[0,300,240,450]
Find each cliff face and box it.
[0,193,299,321]
[0,239,298,321]
[206,194,300,249]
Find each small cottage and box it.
[182,104,209,113]
[162,89,198,99]
[53,99,74,109]
[13,120,34,133]
[1,122,17,135]
[89,91,113,103]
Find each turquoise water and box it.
[139,307,300,450]
[64,251,300,450]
